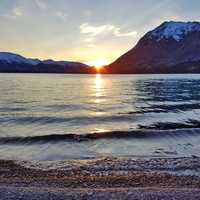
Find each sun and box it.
[86,58,110,71]
[95,65,103,70]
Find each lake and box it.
[0,73,200,160]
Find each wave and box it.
[141,103,200,113]
[0,107,27,112]
[0,115,139,125]
[138,119,200,130]
[1,128,200,145]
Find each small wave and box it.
[118,103,200,115]
[0,107,27,112]
[142,103,200,113]
[0,115,139,125]
[138,119,200,130]
[45,104,88,111]
[1,128,200,145]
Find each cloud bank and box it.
[80,23,137,38]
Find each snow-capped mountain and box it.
[149,21,200,42]
[0,52,90,73]
[0,52,40,65]
[42,59,87,68]
[107,21,200,73]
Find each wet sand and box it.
[0,157,200,199]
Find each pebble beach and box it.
[0,157,200,199]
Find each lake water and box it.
[0,73,200,160]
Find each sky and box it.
[0,0,200,64]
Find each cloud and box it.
[80,23,137,38]
[86,43,96,48]
[0,7,24,20]
[80,23,114,36]
[12,7,23,17]
[55,11,67,21]
[113,28,137,37]
[83,37,94,43]
[35,0,47,10]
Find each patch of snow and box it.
[28,58,41,65]
[42,59,87,67]
[0,52,89,67]
[0,52,40,65]
[149,21,200,42]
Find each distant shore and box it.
[0,157,200,199]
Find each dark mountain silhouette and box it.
[0,52,92,73]
[106,21,200,73]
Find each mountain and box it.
[0,52,91,73]
[107,21,200,73]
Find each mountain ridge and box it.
[0,52,92,73]
[107,21,200,73]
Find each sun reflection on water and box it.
[95,74,102,98]
[92,74,105,116]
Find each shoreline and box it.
[0,157,200,199]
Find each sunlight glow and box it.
[95,74,102,97]
[90,74,108,117]
[86,58,110,71]
[93,74,105,116]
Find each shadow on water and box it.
[134,78,200,101]
[129,78,200,113]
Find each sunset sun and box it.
[86,58,110,71]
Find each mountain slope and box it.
[0,52,40,65]
[0,52,91,73]
[107,21,200,73]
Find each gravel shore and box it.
[1,186,200,200]
[0,157,200,199]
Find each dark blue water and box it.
[0,73,200,160]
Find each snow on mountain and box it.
[0,52,40,65]
[107,21,200,73]
[42,59,87,67]
[0,52,88,68]
[148,21,200,41]
[0,52,91,73]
